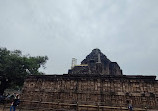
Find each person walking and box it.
[126,100,133,111]
[128,103,133,111]
[10,94,20,111]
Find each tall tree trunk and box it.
[0,76,7,95]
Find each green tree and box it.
[0,47,48,94]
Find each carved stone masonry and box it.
[20,49,158,110]
[68,49,122,75]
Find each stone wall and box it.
[21,74,158,110]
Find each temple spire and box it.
[97,53,101,63]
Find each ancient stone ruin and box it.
[20,49,158,110]
[68,48,122,75]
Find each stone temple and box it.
[68,48,122,75]
[20,49,158,110]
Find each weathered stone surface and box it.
[20,49,158,110]
[21,74,158,110]
[68,49,122,75]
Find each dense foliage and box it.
[0,47,48,93]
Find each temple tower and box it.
[68,48,123,75]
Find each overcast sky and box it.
[0,0,158,78]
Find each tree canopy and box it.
[0,47,48,93]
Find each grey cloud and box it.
[0,0,158,78]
